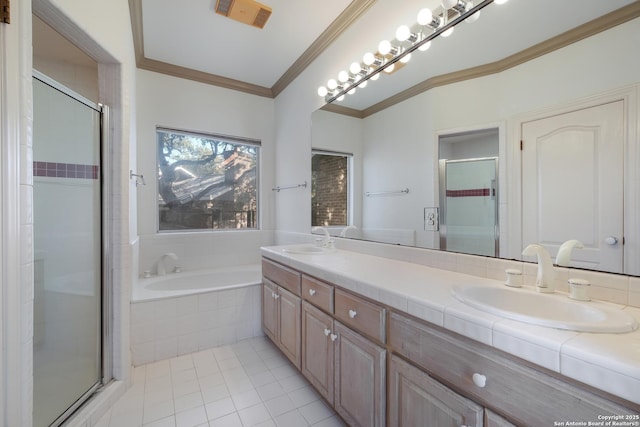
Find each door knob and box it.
[605,236,619,245]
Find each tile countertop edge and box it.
[260,245,640,406]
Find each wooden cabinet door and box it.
[262,280,278,342]
[389,355,484,427]
[301,301,335,403]
[277,287,301,369]
[485,410,517,427]
[334,321,386,427]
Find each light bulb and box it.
[441,0,458,9]
[337,95,345,102]
[350,62,362,75]
[338,70,350,83]
[363,52,376,66]
[348,87,356,95]
[327,79,338,90]
[400,53,412,64]
[378,40,392,55]
[418,40,432,51]
[384,63,395,73]
[417,8,433,26]
[370,73,380,81]
[442,27,454,37]
[396,25,411,42]
[317,86,328,97]
[359,80,368,88]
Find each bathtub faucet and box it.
[157,252,180,276]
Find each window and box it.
[157,128,259,231]
[311,151,351,227]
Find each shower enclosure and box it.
[439,157,499,257]
[32,72,108,427]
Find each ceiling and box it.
[130,0,374,97]
[131,0,640,110]
[34,1,640,109]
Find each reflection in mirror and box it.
[438,129,498,257]
[311,150,352,228]
[311,1,640,275]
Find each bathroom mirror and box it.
[310,0,640,275]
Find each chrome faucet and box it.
[312,226,332,247]
[157,252,180,276]
[522,244,555,293]
[340,225,358,238]
[555,239,584,266]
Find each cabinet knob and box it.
[309,289,316,296]
[274,294,280,300]
[324,328,331,336]
[472,373,487,388]
[330,333,338,342]
[348,309,357,319]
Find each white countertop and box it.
[261,244,640,406]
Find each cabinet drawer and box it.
[334,289,385,343]
[389,311,635,426]
[301,275,333,313]
[262,258,301,295]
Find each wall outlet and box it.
[424,207,439,231]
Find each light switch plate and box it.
[424,207,439,231]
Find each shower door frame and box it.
[438,156,500,257]
[32,70,113,427]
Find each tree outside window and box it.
[157,128,259,231]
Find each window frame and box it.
[311,149,353,229]
[156,127,261,233]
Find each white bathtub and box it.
[130,264,264,365]
[132,264,262,302]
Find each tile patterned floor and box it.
[96,337,345,427]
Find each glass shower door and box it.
[439,157,498,257]
[32,74,103,427]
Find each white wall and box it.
[1,0,136,425]
[311,110,364,229]
[358,18,640,259]
[135,70,277,274]
[281,17,640,255]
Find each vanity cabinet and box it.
[388,311,633,426]
[389,355,483,427]
[301,301,386,427]
[262,255,638,427]
[261,259,301,369]
[301,301,334,402]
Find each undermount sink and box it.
[282,245,335,255]
[452,286,638,333]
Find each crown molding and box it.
[359,1,640,118]
[128,0,376,99]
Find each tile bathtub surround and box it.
[96,337,345,427]
[131,286,263,366]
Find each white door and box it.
[521,100,624,273]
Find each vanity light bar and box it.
[319,0,499,104]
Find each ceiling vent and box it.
[215,0,272,29]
